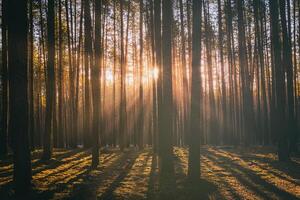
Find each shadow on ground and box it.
[0,147,299,200]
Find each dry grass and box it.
[0,146,299,200]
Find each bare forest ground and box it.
[0,146,299,200]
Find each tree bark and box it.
[188,0,202,180]
[7,0,32,193]
[84,0,92,148]
[43,0,55,160]
[269,0,289,161]
[91,0,102,168]
[236,0,255,145]
[0,0,8,158]
[159,0,174,177]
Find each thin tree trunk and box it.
[217,0,227,145]
[138,0,144,149]
[0,0,8,158]
[236,0,255,145]
[84,0,92,148]
[75,0,83,147]
[57,0,64,148]
[154,0,161,154]
[29,0,35,150]
[179,0,189,145]
[112,0,117,147]
[119,0,126,151]
[43,0,55,160]
[65,0,75,148]
[204,2,217,145]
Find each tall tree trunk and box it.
[75,0,83,148]
[112,0,117,147]
[154,0,161,154]
[236,0,255,145]
[179,0,189,145]
[7,0,32,194]
[119,0,126,151]
[84,0,92,148]
[138,0,144,149]
[186,0,192,81]
[269,0,289,161]
[279,0,297,153]
[225,0,235,144]
[36,42,42,147]
[204,2,217,145]
[38,0,47,78]
[65,0,75,148]
[43,0,56,160]
[254,0,268,144]
[217,0,227,145]
[0,0,8,158]
[160,0,174,176]
[91,0,102,168]
[29,0,35,150]
[188,0,202,180]
[57,0,64,148]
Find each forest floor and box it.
[0,146,299,200]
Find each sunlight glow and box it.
[105,69,114,84]
[126,74,134,85]
[151,67,159,80]
[102,67,158,86]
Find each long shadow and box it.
[0,155,13,167]
[37,155,92,182]
[222,148,300,180]
[146,154,159,200]
[204,153,271,199]
[0,168,13,178]
[35,151,93,174]
[205,149,299,200]
[0,151,121,200]
[97,153,139,200]
[64,151,139,200]
[47,152,122,196]
[33,149,83,168]
[47,153,119,187]
[245,159,300,185]
[0,186,56,200]
[0,163,13,174]
[0,149,77,167]
[145,149,219,200]
[0,150,88,198]
[215,148,300,186]
[174,151,218,200]
[201,156,241,200]
[175,179,217,200]
[0,149,85,178]
[157,163,176,200]
[248,155,299,179]
[0,149,46,167]
[32,152,122,200]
